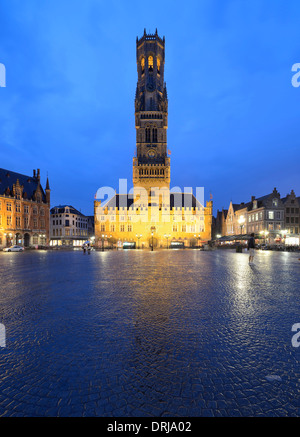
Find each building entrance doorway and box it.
[24,233,30,247]
[15,233,23,245]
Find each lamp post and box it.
[260,230,269,246]
[151,232,154,251]
[136,234,142,249]
[238,216,245,236]
[164,234,170,249]
[238,216,245,246]
[102,234,104,251]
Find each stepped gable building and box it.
[216,188,300,246]
[0,168,50,248]
[212,208,228,239]
[281,190,300,244]
[94,30,212,249]
[223,188,284,241]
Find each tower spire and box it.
[45,174,50,205]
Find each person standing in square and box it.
[248,233,256,265]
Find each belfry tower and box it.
[133,29,170,197]
[94,30,213,249]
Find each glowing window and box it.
[157,57,161,73]
[141,57,145,73]
[148,56,153,71]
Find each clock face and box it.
[148,149,156,158]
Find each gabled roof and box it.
[281,191,299,205]
[50,205,86,217]
[232,203,250,212]
[0,168,46,202]
[230,189,284,213]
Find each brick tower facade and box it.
[133,29,170,197]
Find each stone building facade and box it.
[216,188,299,245]
[282,190,300,245]
[0,168,50,248]
[50,205,88,247]
[94,30,212,249]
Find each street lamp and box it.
[280,229,288,246]
[136,234,142,249]
[164,234,170,249]
[238,216,245,246]
[151,232,154,251]
[260,230,269,246]
[102,234,104,251]
[238,216,245,235]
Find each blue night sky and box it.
[0,0,300,216]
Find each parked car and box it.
[3,245,25,252]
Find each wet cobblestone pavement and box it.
[0,249,299,417]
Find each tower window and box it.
[145,127,151,142]
[141,57,145,74]
[157,57,161,74]
[148,56,153,72]
[152,128,157,142]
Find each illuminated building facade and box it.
[0,168,50,248]
[216,188,300,246]
[94,30,212,249]
[50,205,89,247]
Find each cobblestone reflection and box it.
[0,250,299,417]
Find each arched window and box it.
[152,128,157,142]
[157,57,161,74]
[141,57,145,74]
[148,55,153,72]
[145,127,151,142]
